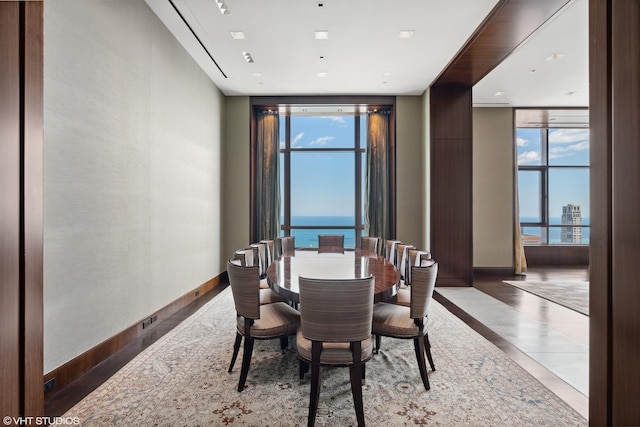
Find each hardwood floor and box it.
[45,267,589,420]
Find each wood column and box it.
[429,87,473,286]
[0,1,44,420]
[589,0,640,425]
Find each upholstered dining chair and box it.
[360,236,380,254]
[297,275,375,427]
[394,252,432,306]
[277,236,295,256]
[396,243,416,286]
[226,260,300,392]
[372,261,438,390]
[230,252,285,305]
[384,239,401,265]
[259,239,275,269]
[317,234,345,253]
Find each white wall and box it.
[43,0,224,373]
[472,107,514,268]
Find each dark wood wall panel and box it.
[430,87,473,286]
[24,2,44,417]
[611,1,640,424]
[590,0,640,425]
[0,1,44,419]
[0,2,22,419]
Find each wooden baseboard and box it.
[43,274,225,397]
[473,267,514,276]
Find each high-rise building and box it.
[561,204,582,243]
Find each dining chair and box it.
[396,243,416,286]
[360,236,380,254]
[297,275,375,427]
[395,252,432,306]
[372,261,438,390]
[230,251,285,304]
[384,239,401,265]
[317,234,345,253]
[277,236,295,256]
[226,260,300,392]
[259,239,275,269]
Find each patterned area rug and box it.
[64,287,587,426]
[503,280,589,316]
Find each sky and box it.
[280,115,363,217]
[517,128,590,221]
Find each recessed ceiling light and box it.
[314,31,329,40]
[317,72,328,78]
[251,72,263,77]
[229,31,245,40]
[399,30,414,39]
[545,52,564,61]
[242,52,254,63]
[494,91,508,96]
[215,0,230,15]
[382,72,393,77]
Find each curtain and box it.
[365,111,392,240]
[255,111,280,241]
[514,156,528,275]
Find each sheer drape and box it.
[365,111,392,240]
[254,111,280,241]
[514,156,528,275]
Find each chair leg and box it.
[424,333,436,371]
[280,336,289,354]
[237,336,255,392]
[228,332,242,373]
[299,360,309,381]
[374,335,381,354]
[350,362,365,426]
[413,337,430,391]
[308,362,321,427]
[308,342,322,427]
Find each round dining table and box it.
[266,248,400,303]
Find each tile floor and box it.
[434,267,589,419]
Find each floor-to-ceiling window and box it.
[250,97,395,249]
[279,108,366,248]
[516,109,590,245]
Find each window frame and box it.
[517,123,590,246]
[249,96,396,247]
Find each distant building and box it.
[561,204,582,243]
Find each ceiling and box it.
[145,0,588,108]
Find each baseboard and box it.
[473,267,514,276]
[43,274,225,397]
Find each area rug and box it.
[64,287,587,426]
[503,280,589,316]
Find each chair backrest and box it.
[233,248,255,267]
[318,234,345,251]
[259,239,275,268]
[227,260,261,320]
[396,243,416,279]
[298,276,374,343]
[277,236,295,256]
[360,236,380,254]
[384,240,401,265]
[409,260,438,319]
[250,242,267,276]
[406,248,431,286]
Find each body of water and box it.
[283,216,360,248]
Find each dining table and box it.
[266,248,400,303]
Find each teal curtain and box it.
[255,111,280,241]
[365,111,391,240]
